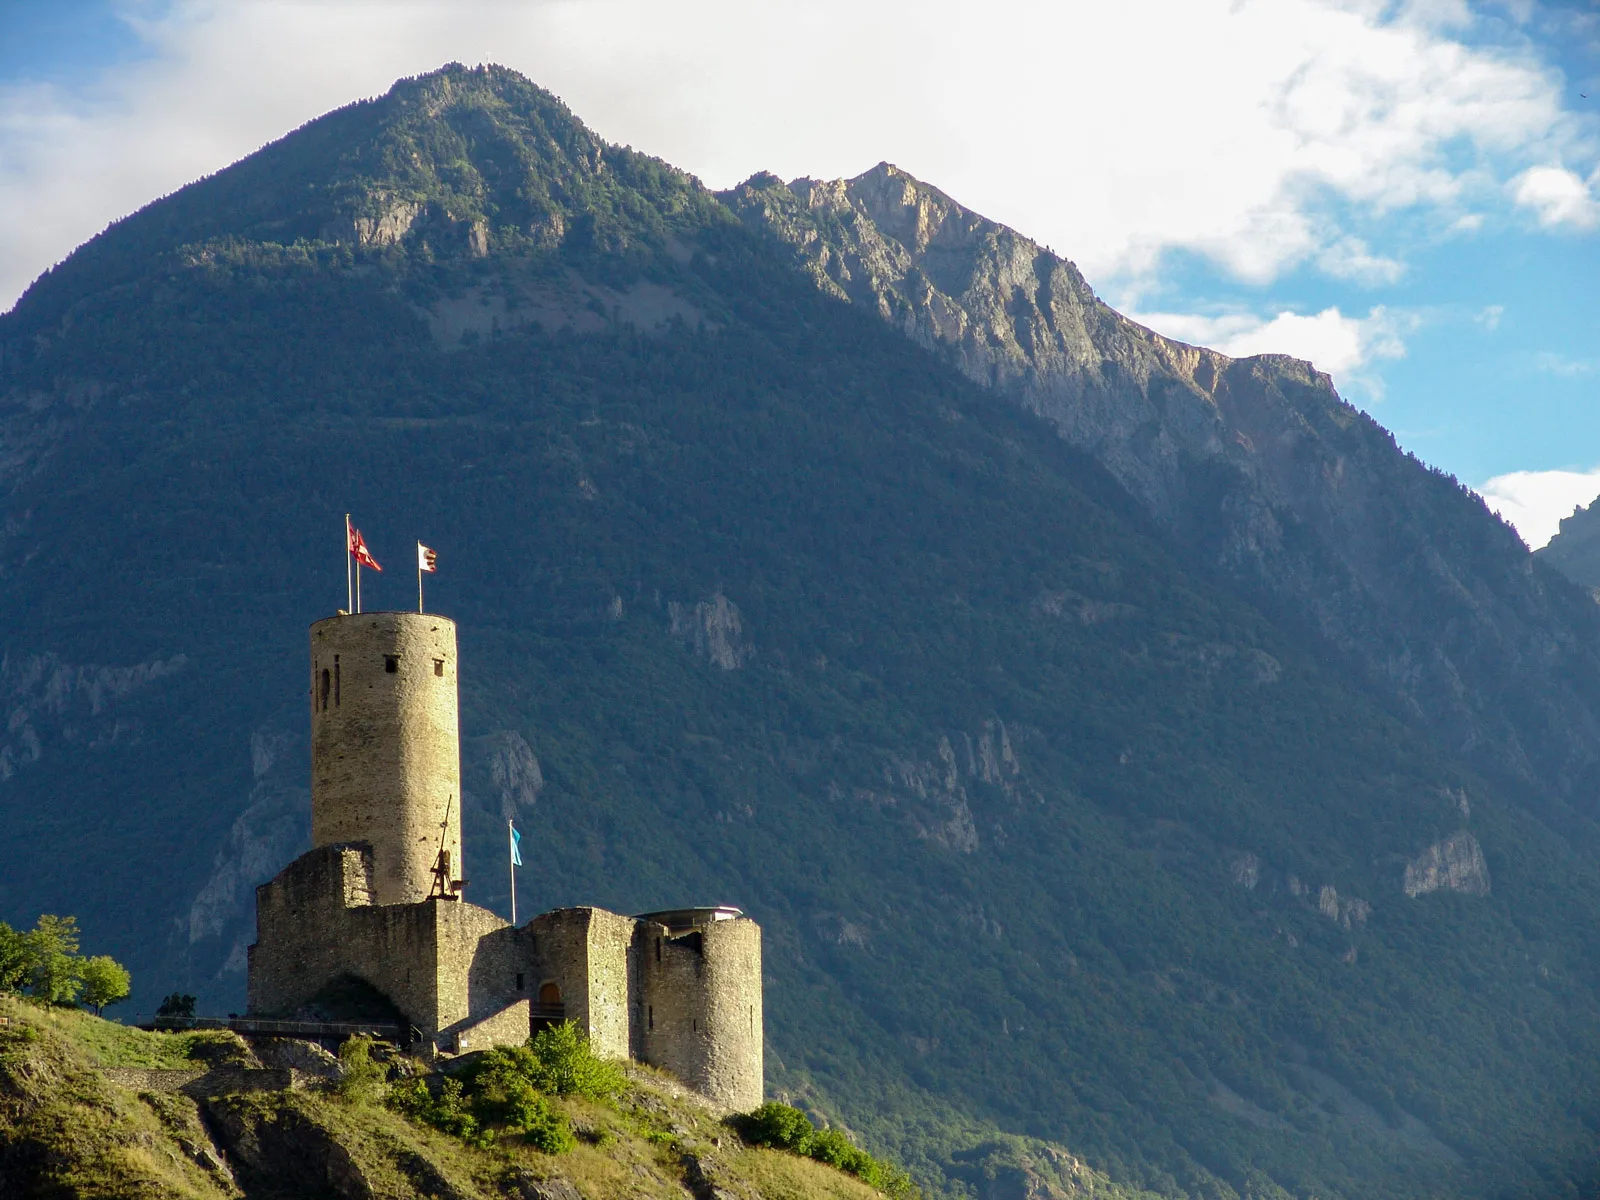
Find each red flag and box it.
[349,526,382,572]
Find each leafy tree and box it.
[156,993,197,1020]
[78,955,131,1015]
[24,916,82,1005]
[0,922,26,993]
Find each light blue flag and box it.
[510,824,524,867]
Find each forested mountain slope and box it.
[723,166,1600,811]
[2,64,1600,1200]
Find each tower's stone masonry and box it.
[311,612,462,906]
[250,609,764,1112]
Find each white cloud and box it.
[1511,165,1600,228]
[1130,305,1413,396]
[0,0,1593,310]
[1478,468,1600,548]
[1475,304,1505,331]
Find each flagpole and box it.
[356,561,362,614]
[508,818,518,926]
[344,514,353,613]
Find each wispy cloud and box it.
[0,0,1595,311]
[1532,352,1598,377]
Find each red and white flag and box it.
[349,526,382,571]
[418,543,438,573]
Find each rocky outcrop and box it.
[1404,831,1491,898]
[724,165,1600,809]
[1536,496,1600,588]
[669,592,751,670]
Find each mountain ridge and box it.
[722,162,1600,812]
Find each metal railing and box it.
[136,1015,406,1041]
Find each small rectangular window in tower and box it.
[434,658,444,677]
[648,1005,654,1030]
[693,1018,697,1032]
[516,973,525,991]
[656,937,662,963]
[384,655,399,673]
[319,669,330,711]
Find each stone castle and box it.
[246,610,764,1111]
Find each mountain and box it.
[722,166,1600,810]
[3,63,1600,1200]
[1537,498,1600,588]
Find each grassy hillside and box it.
[0,64,1598,1199]
[0,995,914,1200]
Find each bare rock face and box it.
[486,729,544,819]
[723,165,1600,810]
[669,592,750,670]
[1404,831,1491,898]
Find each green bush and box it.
[389,1076,483,1143]
[733,1102,920,1199]
[740,1101,816,1153]
[337,1035,389,1105]
[523,1021,625,1099]
[468,1048,575,1152]
[390,1040,593,1153]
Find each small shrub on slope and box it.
[523,1020,624,1098]
[388,1023,621,1153]
[733,1101,920,1198]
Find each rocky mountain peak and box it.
[725,162,1600,806]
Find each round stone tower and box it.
[637,909,764,1112]
[310,611,462,906]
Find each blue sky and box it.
[1,0,1597,545]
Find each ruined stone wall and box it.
[310,612,461,906]
[250,853,763,1099]
[526,908,602,1039]
[433,899,518,1039]
[249,843,514,1044]
[638,917,763,1112]
[582,909,638,1061]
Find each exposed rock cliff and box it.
[722,165,1600,808]
[1403,830,1491,898]
[1536,497,1600,588]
